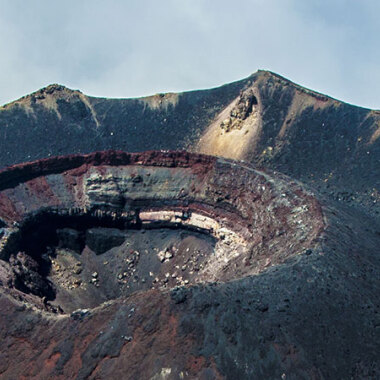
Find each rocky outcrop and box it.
[85,228,126,255]
[219,88,258,132]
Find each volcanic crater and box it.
[0,150,323,314]
[0,71,379,379]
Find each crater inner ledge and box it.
[0,150,324,313]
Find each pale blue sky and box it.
[0,0,379,109]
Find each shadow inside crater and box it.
[3,210,217,313]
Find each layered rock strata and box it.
[0,151,379,379]
[0,150,323,313]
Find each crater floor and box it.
[25,225,216,313]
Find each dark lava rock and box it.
[85,228,126,255]
[170,286,188,304]
[0,70,378,216]
[57,228,83,253]
[9,252,55,299]
[0,69,379,379]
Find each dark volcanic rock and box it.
[1,70,378,215]
[57,228,83,253]
[0,150,378,379]
[9,251,55,299]
[85,228,126,255]
[0,70,379,379]
[0,80,247,168]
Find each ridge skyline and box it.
[2,69,379,111]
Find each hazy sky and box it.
[0,0,379,109]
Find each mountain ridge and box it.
[0,71,379,216]
[4,69,372,109]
